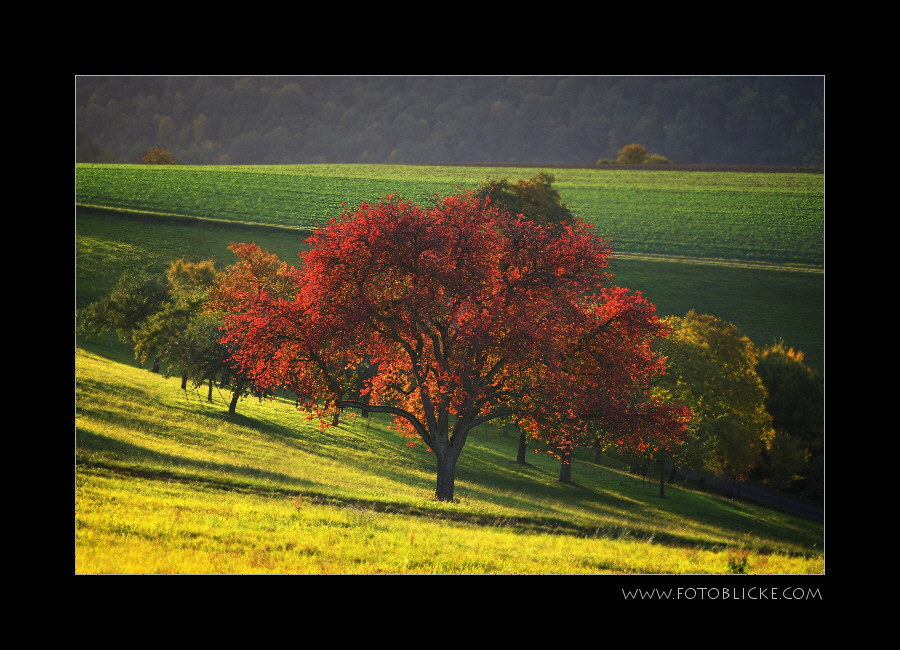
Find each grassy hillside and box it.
[75,342,823,574]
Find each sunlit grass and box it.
[75,470,822,575]
[75,346,823,574]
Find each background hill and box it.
[75,76,824,167]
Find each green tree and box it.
[77,272,171,358]
[654,311,774,494]
[474,171,574,228]
[132,259,220,384]
[756,340,823,454]
[756,339,822,498]
[617,143,649,163]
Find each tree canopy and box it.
[617,144,649,163]
[653,311,773,490]
[215,191,688,500]
[756,340,823,454]
[77,271,171,348]
[474,171,574,228]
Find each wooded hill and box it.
[75,76,824,168]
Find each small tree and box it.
[756,340,823,455]
[77,272,171,356]
[474,171,574,228]
[654,311,774,494]
[132,259,219,382]
[205,243,301,415]
[141,147,177,165]
[617,144,649,164]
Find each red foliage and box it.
[215,193,688,500]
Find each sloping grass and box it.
[75,344,823,574]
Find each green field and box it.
[75,163,825,574]
[75,343,823,575]
[76,164,824,267]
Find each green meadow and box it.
[76,344,823,575]
[75,163,824,574]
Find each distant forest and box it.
[75,76,824,167]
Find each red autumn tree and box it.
[216,192,688,501]
[205,243,301,414]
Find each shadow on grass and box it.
[76,428,316,493]
[77,357,821,554]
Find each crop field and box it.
[75,164,824,268]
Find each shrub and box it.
[726,549,750,574]
[141,147,177,165]
[617,144,649,164]
[646,153,670,164]
[596,158,615,165]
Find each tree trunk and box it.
[594,446,602,464]
[659,461,665,498]
[181,373,188,390]
[434,452,458,501]
[332,409,340,427]
[668,466,678,484]
[219,368,229,389]
[109,331,114,352]
[152,355,161,373]
[559,445,572,483]
[228,377,245,415]
[516,428,527,464]
[559,458,572,483]
[208,377,214,402]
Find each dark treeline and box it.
[75,76,824,167]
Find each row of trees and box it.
[652,312,822,502]
[77,252,281,415]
